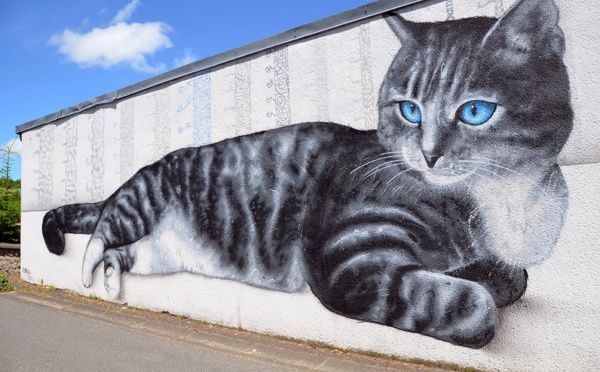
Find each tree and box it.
[0,139,20,243]
[0,139,19,198]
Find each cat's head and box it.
[378,0,572,186]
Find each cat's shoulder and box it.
[228,122,379,150]
[292,122,378,143]
[268,122,375,137]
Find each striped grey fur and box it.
[42,0,571,348]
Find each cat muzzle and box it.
[422,151,441,169]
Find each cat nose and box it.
[422,151,441,168]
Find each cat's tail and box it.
[42,202,105,255]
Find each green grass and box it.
[0,274,14,291]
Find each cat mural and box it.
[41,0,571,348]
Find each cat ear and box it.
[383,13,416,45]
[481,0,565,61]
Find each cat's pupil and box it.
[410,104,416,113]
[470,103,478,116]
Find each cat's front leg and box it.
[396,270,496,348]
[314,261,496,348]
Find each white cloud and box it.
[49,22,172,73]
[1,138,22,156]
[174,48,198,68]
[49,1,172,74]
[111,0,140,25]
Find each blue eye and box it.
[458,101,496,126]
[399,101,422,124]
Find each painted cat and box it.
[42,0,572,348]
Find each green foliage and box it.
[0,197,20,243]
[0,139,20,243]
[0,274,14,291]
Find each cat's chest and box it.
[470,176,568,267]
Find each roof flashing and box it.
[15,0,431,135]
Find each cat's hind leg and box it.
[79,175,165,293]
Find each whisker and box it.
[468,157,514,170]
[379,151,404,156]
[471,156,505,165]
[364,160,407,179]
[469,156,523,173]
[393,183,413,195]
[385,169,412,187]
[471,166,503,179]
[459,159,523,176]
[381,169,412,194]
[350,154,404,175]
[469,169,492,180]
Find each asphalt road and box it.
[0,293,289,372]
[0,290,451,372]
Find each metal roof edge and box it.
[16,0,432,135]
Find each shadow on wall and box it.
[41,0,572,349]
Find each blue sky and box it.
[1,0,374,179]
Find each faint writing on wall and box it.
[314,39,330,122]
[359,23,376,129]
[177,72,212,146]
[35,125,54,208]
[478,0,505,16]
[446,0,455,20]
[235,61,252,136]
[86,112,105,200]
[120,100,135,183]
[266,47,291,128]
[153,91,171,160]
[63,120,77,204]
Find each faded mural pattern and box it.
[41,0,572,348]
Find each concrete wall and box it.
[19,0,600,370]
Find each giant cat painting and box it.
[42,0,572,348]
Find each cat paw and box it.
[103,249,123,299]
[432,280,496,348]
[82,275,92,288]
[397,270,496,348]
[104,267,121,299]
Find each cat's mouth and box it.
[423,167,472,186]
[402,148,472,185]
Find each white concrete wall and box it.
[20,0,600,370]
